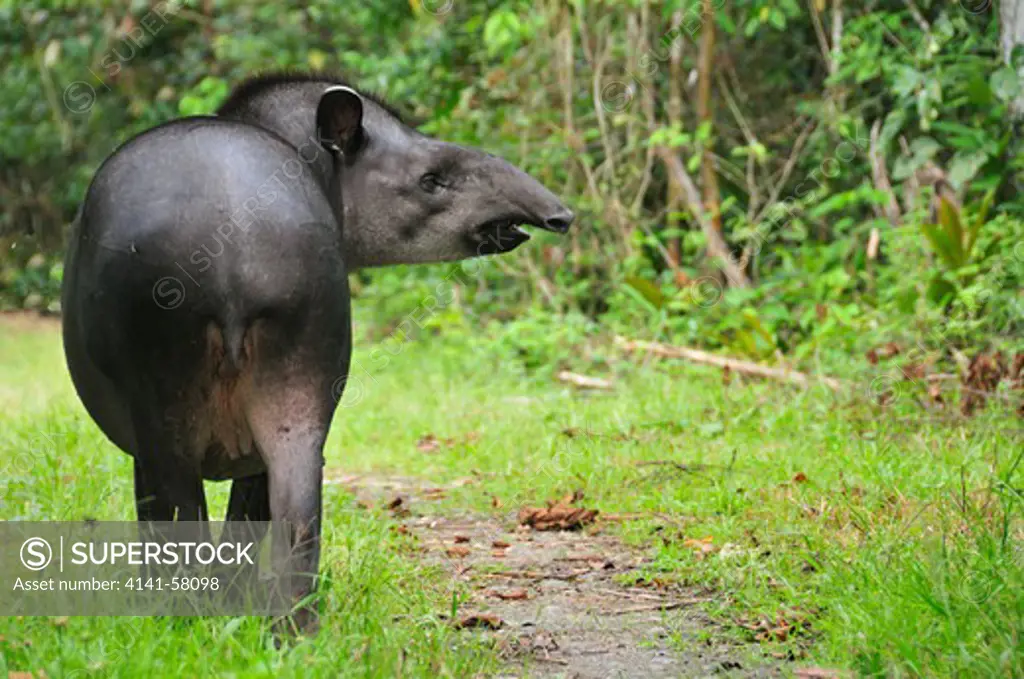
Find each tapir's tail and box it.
[219,310,248,378]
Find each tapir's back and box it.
[62,116,349,463]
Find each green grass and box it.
[1,316,1021,677]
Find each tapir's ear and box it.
[316,86,364,156]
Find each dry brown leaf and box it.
[453,535,470,544]
[865,349,879,365]
[491,549,507,558]
[792,472,809,483]
[881,342,901,358]
[1010,353,1023,386]
[446,546,471,558]
[384,496,403,511]
[489,588,529,601]
[417,431,479,453]
[961,352,1007,416]
[682,536,716,559]
[491,540,510,549]
[518,500,598,531]
[900,362,926,380]
[416,434,443,453]
[455,613,503,630]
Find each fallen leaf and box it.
[490,495,502,509]
[1010,353,1023,387]
[900,362,926,380]
[682,536,716,559]
[384,496,403,511]
[491,540,510,549]
[865,349,879,366]
[392,525,409,535]
[491,549,507,558]
[489,588,529,601]
[792,472,809,484]
[417,432,478,453]
[518,494,598,531]
[455,613,503,630]
[453,535,470,544]
[560,489,585,505]
[881,342,901,358]
[416,434,443,453]
[961,352,1007,416]
[446,546,471,558]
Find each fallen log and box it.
[614,336,843,391]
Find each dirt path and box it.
[330,472,778,679]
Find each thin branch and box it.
[869,119,902,225]
[616,336,842,389]
[656,149,751,287]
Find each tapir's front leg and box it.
[247,384,331,635]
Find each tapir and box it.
[61,72,573,631]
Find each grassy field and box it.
[1,314,1021,678]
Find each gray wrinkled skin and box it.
[61,73,573,633]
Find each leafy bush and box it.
[1,1,1020,367]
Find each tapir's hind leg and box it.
[246,382,331,635]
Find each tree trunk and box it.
[696,0,722,236]
[1001,0,1024,118]
[666,9,684,270]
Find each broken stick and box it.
[556,370,613,390]
[615,336,843,391]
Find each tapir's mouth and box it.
[473,214,563,255]
[474,216,532,255]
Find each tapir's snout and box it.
[467,153,575,256]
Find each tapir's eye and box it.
[419,173,446,194]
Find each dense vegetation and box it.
[1,3,1022,676]
[2,1,1022,373]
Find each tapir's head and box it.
[313,86,574,268]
